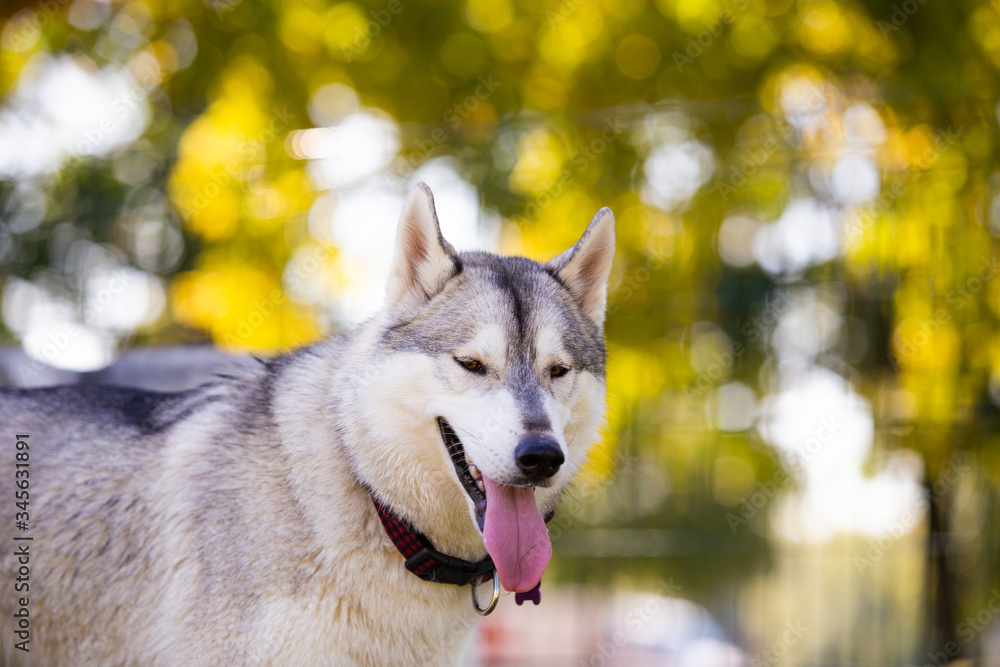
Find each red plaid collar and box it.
[370,493,495,586]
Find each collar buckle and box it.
[404,545,495,586]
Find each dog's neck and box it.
[263,342,490,659]
[268,338,488,563]
[369,491,496,586]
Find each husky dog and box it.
[0,184,614,666]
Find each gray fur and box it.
[381,253,606,370]
[0,346,258,392]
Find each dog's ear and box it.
[546,207,616,325]
[386,183,461,315]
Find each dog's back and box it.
[0,384,228,665]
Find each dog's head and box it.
[352,183,613,593]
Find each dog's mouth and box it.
[436,417,554,593]
[438,418,487,531]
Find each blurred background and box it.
[1,0,1000,664]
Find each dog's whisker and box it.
[449,424,482,444]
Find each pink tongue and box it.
[482,475,552,593]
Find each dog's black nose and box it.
[515,434,565,482]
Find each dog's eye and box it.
[457,358,485,374]
[550,365,570,378]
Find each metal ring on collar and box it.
[471,570,500,616]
